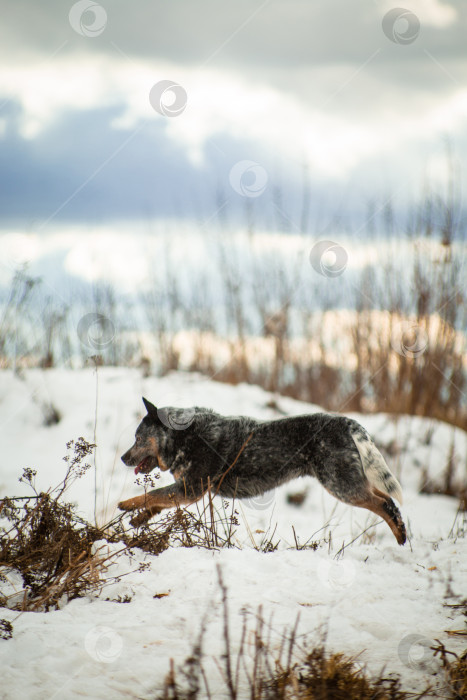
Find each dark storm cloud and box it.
[1,0,466,228]
[0,100,213,222]
[2,0,465,134]
[2,0,465,73]
[0,98,326,226]
[3,92,464,229]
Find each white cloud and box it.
[0,52,465,184]
[380,0,457,28]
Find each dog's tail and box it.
[350,427,403,505]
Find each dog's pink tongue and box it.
[134,465,141,475]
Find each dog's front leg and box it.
[118,482,198,527]
[118,492,164,527]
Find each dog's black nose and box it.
[121,451,131,465]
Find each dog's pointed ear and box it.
[142,397,158,417]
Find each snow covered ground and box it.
[0,367,466,698]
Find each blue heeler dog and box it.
[119,398,406,544]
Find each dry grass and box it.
[0,440,246,612]
[446,650,467,699]
[0,439,103,611]
[0,492,242,611]
[1,199,466,434]
[156,567,430,700]
[269,647,416,700]
[432,638,467,700]
[0,442,462,697]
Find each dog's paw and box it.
[129,509,152,527]
[129,507,164,528]
[118,500,134,512]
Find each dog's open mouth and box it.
[135,456,156,475]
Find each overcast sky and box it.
[1,0,466,234]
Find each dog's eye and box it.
[135,435,141,444]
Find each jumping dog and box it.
[119,398,406,544]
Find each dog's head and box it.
[121,398,196,474]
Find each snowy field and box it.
[0,367,466,698]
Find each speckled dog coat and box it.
[119,398,406,544]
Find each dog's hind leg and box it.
[316,470,406,544]
[317,427,406,544]
[351,487,407,545]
